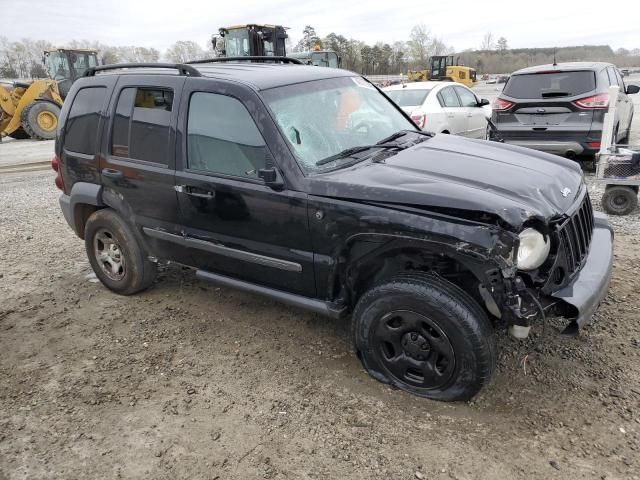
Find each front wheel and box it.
[84,209,157,295]
[352,274,496,401]
[20,101,61,140]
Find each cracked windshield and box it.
[263,76,415,172]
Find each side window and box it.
[454,86,478,107]
[64,87,106,155]
[187,92,266,179]
[110,87,173,165]
[607,67,618,86]
[438,87,461,107]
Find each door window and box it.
[607,67,619,86]
[454,86,478,107]
[187,92,266,179]
[111,87,173,165]
[64,87,106,155]
[438,87,461,107]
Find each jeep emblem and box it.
[561,187,571,198]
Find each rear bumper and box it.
[550,212,614,327]
[59,193,74,231]
[505,140,586,155]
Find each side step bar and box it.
[195,270,346,319]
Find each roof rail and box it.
[84,63,201,77]
[186,56,303,65]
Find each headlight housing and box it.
[517,228,550,271]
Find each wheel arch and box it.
[68,182,104,239]
[334,233,505,312]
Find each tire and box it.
[84,209,157,295]
[601,185,638,216]
[20,101,61,140]
[352,273,496,401]
[8,127,30,140]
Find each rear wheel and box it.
[601,185,638,216]
[84,209,157,295]
[21,101,61,140]
[352,273,496,401]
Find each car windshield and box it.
[504,71,596,99]
[262,76,415,173]
[385,88,431,107]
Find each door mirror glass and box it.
[626,84,640,95]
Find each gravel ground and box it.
[1,168,639,480]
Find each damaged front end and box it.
[495,190,614,337]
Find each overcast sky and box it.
[3,0,639,52]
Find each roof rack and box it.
[84,63,201,77]
[186,56,303,65]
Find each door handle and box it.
[175,185,215,199]
[447,113,454,118]
[102,168,123,179]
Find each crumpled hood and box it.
[307,134,584,229]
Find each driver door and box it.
[174,78,316,296]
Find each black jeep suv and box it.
[492,62,639,158]
[54,60,613,401]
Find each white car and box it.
[383,81,491,139]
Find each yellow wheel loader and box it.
[0,48,98,141]
[407,55,477,88]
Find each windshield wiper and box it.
[376,129,433,145]
[315,144,399,166]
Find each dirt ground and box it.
[1,169,639,480]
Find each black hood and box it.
[307,134,584,229]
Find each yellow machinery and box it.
[408,55,477,88]
[211,24,341,68]
[0,48,98,140]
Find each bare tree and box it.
[165,41,205,63]
[497,37,508,52]
[481,32,495,51]
[407,24,431,67]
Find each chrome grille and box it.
[557,193,594,275]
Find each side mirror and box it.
[478,98,491,107]
[626,84,640,95]
[258,167,284,190]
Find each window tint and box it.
[503,71,596,99]
[187,92,266,179]
[111,87,173,165]
[454,86,477,107]
[438,87,461,107]
[64,87,106,155]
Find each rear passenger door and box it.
[436,86,466,135]
[100,75,191,264]
[173,78,316,296]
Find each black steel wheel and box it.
[352,273,496,401]
[602,185,638,216]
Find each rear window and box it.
[503,71,596,99]
[111,87,173,165]
[385,89,431,107]
[64,87,106,155]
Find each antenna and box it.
[553,47,557,66]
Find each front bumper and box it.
[550,212,614,327]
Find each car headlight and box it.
[517,228,550,271]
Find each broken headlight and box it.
[517,228,550,271]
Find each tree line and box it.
[2,26,640,80]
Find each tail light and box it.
[492,98,514,111]
[51,155,65,191]
[587,141,601,148]
[410,112,426,129]
[573,93,609,109]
